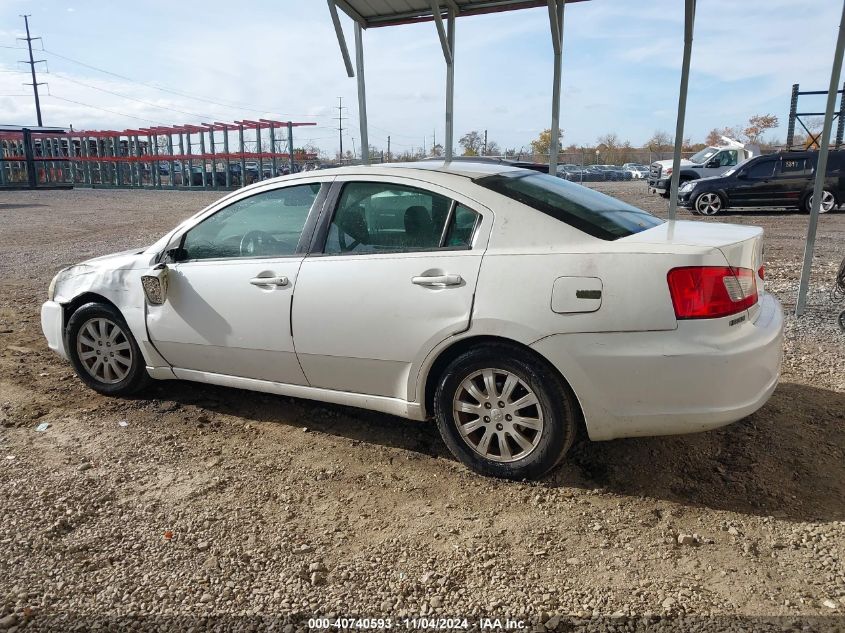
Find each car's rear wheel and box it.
[804,189,837,213]
[433,345,577,480]
[66,302,150,396]
[694,191,724,215]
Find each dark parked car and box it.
[678,150,845,215]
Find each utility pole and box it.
[18,15,46,127]
[335,96,347,160]
[387,136,391,162]
[483,129,488,156]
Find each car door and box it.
[291,176,490,401]
[772,156,813,208]
[727,158,778,207]
[701,149,739,177]
[145,180,328,384]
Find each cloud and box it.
[0,0,841,153]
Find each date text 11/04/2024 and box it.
[307,617,526,630]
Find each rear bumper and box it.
[531,293,784,441]
[41,300,68,359]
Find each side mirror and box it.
[164,247,187,263]
[141,263,169,305]
[705,160,720,168]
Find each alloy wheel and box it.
[452,368,545,463]
[76,317,133,384]
[695,192,722,215]
[808,190,836,213]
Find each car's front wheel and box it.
[693,191,724,215]
[66,302,150,396]
[434,345,578,480]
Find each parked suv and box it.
[678,150,845,215]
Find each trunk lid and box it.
[623,220,765,320]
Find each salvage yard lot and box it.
[0,183,843,629]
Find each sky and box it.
[0,0,843,157]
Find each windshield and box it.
[474,171,663,241]
[689,147,720,164]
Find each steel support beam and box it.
[287,122,295,173]
[667,0,696,222]
[445,7,456,161]
[548,0,565,175]
[796,0,845,317]
[430,1,453,64]
[328,0,355,78]
[269,122,277,176]
[354,22,369,165]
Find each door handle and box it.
[249,276,289,287]
[411,274,462,287]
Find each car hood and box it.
[653,158,698,168]
[81,248,153,271]
[686,174,732,187]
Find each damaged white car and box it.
[42,162,783,479]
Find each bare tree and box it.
[459,131,484,156]
[646,130,673,152]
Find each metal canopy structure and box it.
[328,0,589,168]
[328,0,845,317]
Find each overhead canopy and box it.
[334,0,588,28]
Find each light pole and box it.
[595,149,600,165]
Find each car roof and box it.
[305,160,527,179]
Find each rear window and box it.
[474,171,663,240]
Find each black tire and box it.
[659,189,670,199]
[66,302,151,396]
[433,344,578,480]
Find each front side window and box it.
[744,160,776,180]
[324,182,479,254]
[475,171,662,240]
[716,150,738,167]
[182,183,320,260]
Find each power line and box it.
[48,93,168,125]
[39,47,321,119]
[49,72,226,121]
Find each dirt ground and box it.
[0,182,843,632]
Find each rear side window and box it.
[780,158,810,176]
[474,171,662,240]
[324,182,479,254]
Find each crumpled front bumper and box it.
[41,300,67,359]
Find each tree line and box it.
[330,112,830,164]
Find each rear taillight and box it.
[667,266,758,319]
[758,265,765,280]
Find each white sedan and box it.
[41,162,783,479]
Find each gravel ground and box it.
[0,183,843,632]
